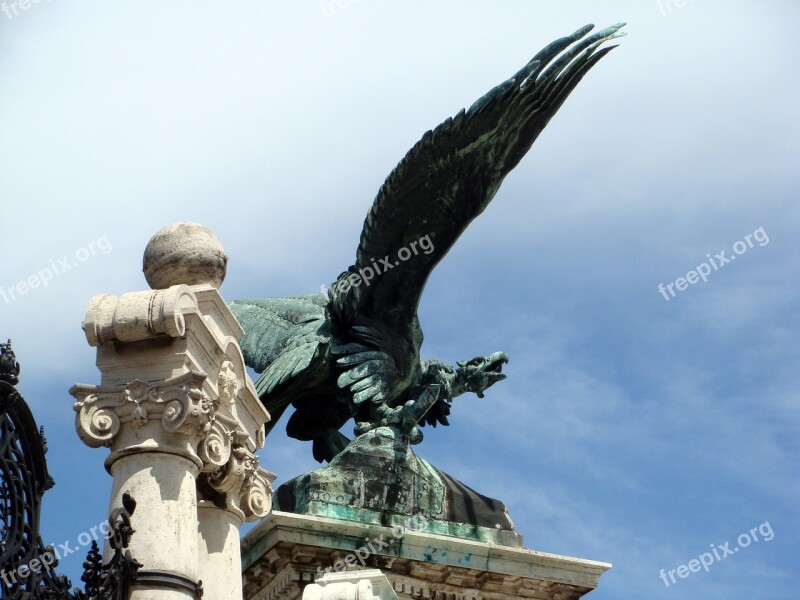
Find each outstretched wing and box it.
[229,295,330,430]
[330,23,625,327]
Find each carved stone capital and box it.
[197,419,234,472]
[71,371,215,450]
[201,444,274,521]
[241,459,274,522]
[71,223,276,600]
[161,384,216,437]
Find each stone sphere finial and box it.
[143,222,228,289]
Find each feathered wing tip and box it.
[328,23,626,332]
[521,23,626,81]
[468,23,626,117]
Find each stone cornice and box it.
[242,512,612,599]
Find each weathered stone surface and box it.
[303,570,398,600]
[143,221,228,289]
[72,223,272,600]
[241,512,611,600]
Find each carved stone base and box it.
[241,512,611,600]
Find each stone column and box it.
[197,432,274,599]
[71,222,273,600]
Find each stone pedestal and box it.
[241,512,611,600]
[70,222,274,600]
[276,426,523,548]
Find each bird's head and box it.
[456,351,509,398]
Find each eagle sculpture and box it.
[231,23,625,463]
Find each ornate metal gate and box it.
[0,340,140,599]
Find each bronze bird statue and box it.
[230,23,625,463]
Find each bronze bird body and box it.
[230,23,625,462]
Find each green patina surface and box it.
[274,426,524,547]
[297,502,517,548]
[232,23,624,546]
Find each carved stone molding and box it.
[71,371,215,449]
[201,443,274,521]
[70,223,275,600]
[218,360,239,407]
[83,284,199,347]
[242,512,610,600]
[241,459,274,521]
[198,419,234,471]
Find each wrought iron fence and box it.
[0,340,140,599]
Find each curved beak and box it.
[485,352,510,373]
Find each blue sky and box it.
[1,2,798,598]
